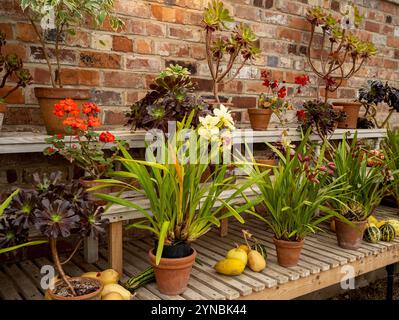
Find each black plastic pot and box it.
[154,240,192,259]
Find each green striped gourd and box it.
[386,219,399,236]
[251,242,268,260]
[363,225,381,243]
[124,267,155,292]
[379,223,396,242]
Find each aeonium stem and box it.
[50,238,76,296]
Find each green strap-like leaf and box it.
[156,221,170,265]
[0,240,48,255]
[0,189,19,217]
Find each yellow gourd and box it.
[214,259,245,276]
[101,283,132,300]
[100,269,120,285]
[226,248,248,265]
[247,250,266,272]
[102,292,124,300]
[238,244,250,254]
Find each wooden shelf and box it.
[0,128,387,154]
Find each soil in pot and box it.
[332,102,361,129]
[248,108,273,131]
[334,218,366,250]
[34,87,91,135]
[273,237,304,267]
[48,277,103,300]
[148,247,197,296]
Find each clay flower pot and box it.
[248,108,273,131]
[273,237,304,267]
[332,102,362,129]
[0,103,6,132]
[79,178,113,205]
[148,248,196,295]
[334,218,367,250]
[34,87,91,135]
[47,277,103,300]
[255,158,276,173]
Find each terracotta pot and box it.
[332,102,361,129]
[248,108,273,131]
[148,248,196,295]
[79,178,112,205]
[273,237,304,267]
[0,104,6,132]
[34,87,91,135]
[330,218,336,232]
[47,277,103,300]
[334,218,366,250]
[255,158,275,173]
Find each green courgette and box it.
[124,267,155,292]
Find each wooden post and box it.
[83,233,98,263]
[108,221,123,276]
[220,218,228,237]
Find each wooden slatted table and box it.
[1,206,398,300]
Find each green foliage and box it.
[202,0,234,31]
[329,134,388,221]
[382,129,399,206]
[95,115,244,265]
[238,131,348,241]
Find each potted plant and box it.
[382,129,399,209]
[297,100,346,139]
[329,134,388,249]
[126,65,210,133]
[1,172,108,299]
[305,5,377,128]
[0,32,33,131]
[19,0,123,134]
[94,114,244,295]
[248,71,310,131]
[203,0,260,106]
[43,99,125,198]
[358,80,399,128]
[239,131,346,267]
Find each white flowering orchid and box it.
[198,115,220,141]
[213,104,236,130]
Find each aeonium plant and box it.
[1,172,107,297]
[44,99,126,180]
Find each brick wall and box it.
[1,0,399,129]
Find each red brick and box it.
[0,23,13,39]
[151,4,176,22]
[115,1,151,18]
[112,36,133,52]
[146,22,166,36]
[192,78,214,92]
[2,43,26,60]
[79,51,121,69]
[222,80,243,94]
[365,21,380,33]
[278,28,301,42]
[126,58,161,72]
[66,31,90,48]
[126,91,146,104]
[387,37,399,48]
[231,96,257,108]
[288,17,310,31]
[16,23,39,42]
[338,88,356,99]
[191,45,206,60]
[33,68,51,85]
[103,110,126,125]
[384,59,398,69]
[0,86,24,104]
[235,5,261,21]
[134,38,152,54]
[102,71,145,88]
[60,69,100,86]
[245,81,265,93]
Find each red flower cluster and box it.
[298,153,336,184]
[53,98,79,117]
[296,109,306,121]
[294,75,311,94]
[53,99,102,132]
[99,131,116,143]
[82,102,101,115]
[261,70,287,99]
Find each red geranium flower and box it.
[82,102,101,115]
[63,117,88,131]
[53,98,80,117]
[270,80,278,89]
[87,116,101,128]
[296,110,306,121]
[99,131,116,143]
[295,75,310,86]
[277,86,287,98]
[56,134,64,139]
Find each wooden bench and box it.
[0,128,388,276]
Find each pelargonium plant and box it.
[44,99,126,180]
[259,71,310,127]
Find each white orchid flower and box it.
[213,104,236,130]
